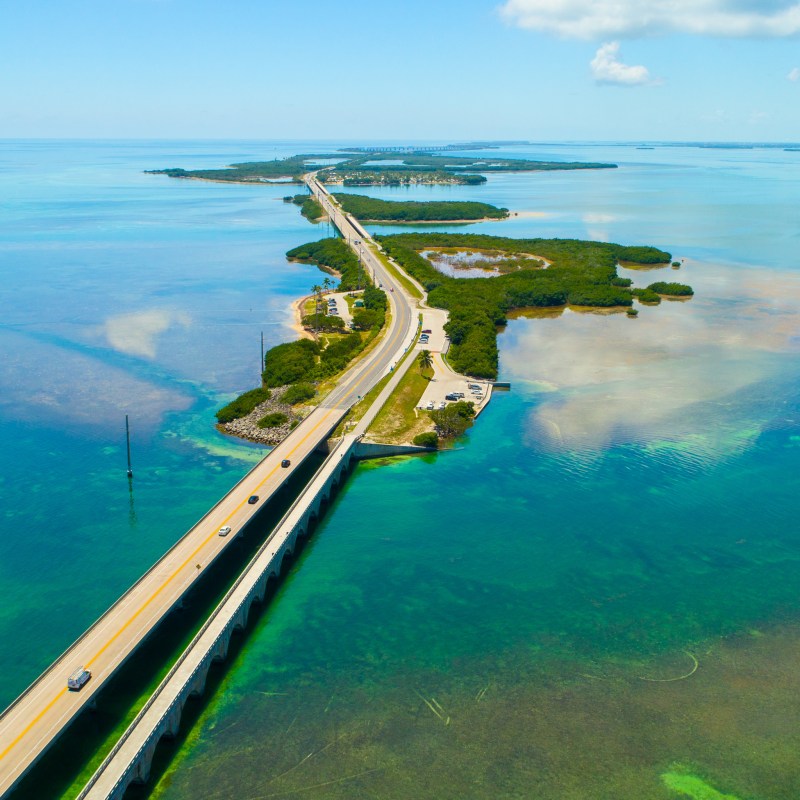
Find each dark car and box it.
[281,459,291,468]
[422,329,432,334]
[248,495,259,505]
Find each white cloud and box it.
[788,66,800,81]
[501,261,800,457]
[590,42,651,85]
[499,0,800,39]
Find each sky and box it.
[3,0,800,141]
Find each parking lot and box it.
[417,352,493,416]
[324,290,356,328]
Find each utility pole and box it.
[125,414,133,479]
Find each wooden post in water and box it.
[125,414,133,479]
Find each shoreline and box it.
[289,295,315,341]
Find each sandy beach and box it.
[289,295,315,340]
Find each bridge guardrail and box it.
[0,409,328,727]
[77,435,357,799]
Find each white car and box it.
[439,401,446,409]
[426,401,434,410]
[218,525,232,537]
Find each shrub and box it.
[614,245,672,264]
[302,313,345,332]
[413,431,439,448]
[648,281,694,296]
[332,193,509,221]
[216,387,271,423]
[351,308,382,330]
[631,287,661,304]
[430,401,476,438]
[263,339,319,387]
[672,261,681,267]
[257,412,289,429]
[282,382,316,404]
[318,332,363,375]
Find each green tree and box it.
[430,401,476,438]
[413,431,439,448]
[257,412,289,429]
[417,349,433,371]
[282,383,316,404]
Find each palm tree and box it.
[417,349,433,372]
[322,276,332,294]
[311,284,322,335]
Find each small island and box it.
[332,193,509,222]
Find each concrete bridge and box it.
[0,184,418,798]
[76,330,430,799]
[76,433,362,799]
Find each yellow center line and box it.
[0,242,408,766]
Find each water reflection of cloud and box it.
[0,330,192,434]
[501,262,800,455]
[103,308,191,359]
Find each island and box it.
[216,217,690,450]
[331,193,509,222]
[145,147,618,187]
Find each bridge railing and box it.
[0,408,329,728]
[77,435,358,799]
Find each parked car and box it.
[248,495,259,505]
[281,459,291,468]
[426,401,434,410]
[218,525,232,537]
[439,401,446,409]
[421,329,432,334]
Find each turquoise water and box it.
[0,140,334,703]
[4,142,800,799]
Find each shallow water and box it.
[151,145,800,800]
[3,141,800,799]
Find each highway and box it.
[0,184,416,798]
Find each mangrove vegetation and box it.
[147,147,618,188]
[216,237,388,425]
[379,233,679,379]
[332,193,509,222]
[285,193,324,222]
